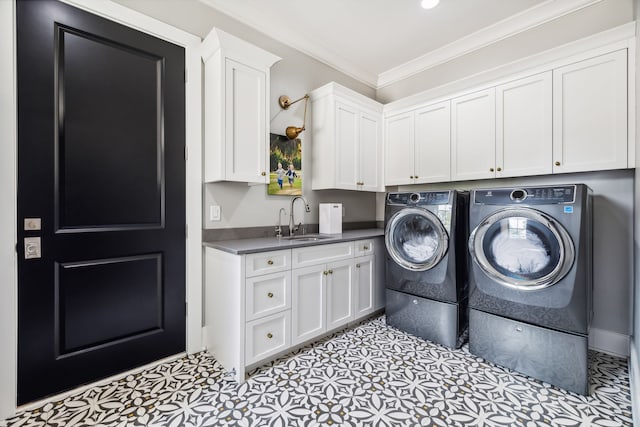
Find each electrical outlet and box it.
[210,205,221,221]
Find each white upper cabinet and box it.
[201,28,280,183]
[311,82,383,192]
[552,49,628,173]
[384,112,414,186]
[414,101,451,184]
[496,72,553,178]
[384,101,450,186]
[451,88,496,181]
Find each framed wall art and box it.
[268,133,302,196]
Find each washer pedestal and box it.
[386,289,466,349]
[469,309,589,395]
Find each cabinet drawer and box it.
[292,242,354,268]
[246,272,291,321]
[245,311,290,365]
[354,239,375,257]
[245,250,291,277]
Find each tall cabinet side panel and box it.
[204,248,244,380]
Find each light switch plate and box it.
[210,205,221,221]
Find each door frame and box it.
[0,0,202,418]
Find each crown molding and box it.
[199,0,604,90]
[197,0,379,88]
[377,0,604,88]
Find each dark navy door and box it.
[17,0,186,404]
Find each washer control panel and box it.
[474,185,576,205]
[387,191,451,206]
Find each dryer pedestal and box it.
[386,289,467,349]
[469,309,589,395]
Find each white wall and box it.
[394,170,634,341]
[0,0,16,420]
[632,0,639,424]
[377,0,634,103]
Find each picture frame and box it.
[268,133,302,196]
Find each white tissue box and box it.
[319,203,342,234]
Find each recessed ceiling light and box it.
[421,0,440,9]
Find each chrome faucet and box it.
[275,208,287,238]
[289,196,310,237]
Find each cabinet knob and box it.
[323,271,328,276]
[267,292,274,298]
[267,333,273,339]
[363,245,369,250]
[356,264,360,268]
[261,171,266,176]
[267,260,274,265]
[489,168,494,172]
[328,269,333,274]
[414,176,418,179]
[496,167,502,172]
[409,176,414,179]
[555,161,561,166]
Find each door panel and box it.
[17,0,186,404]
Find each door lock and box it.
[24,237,41,259]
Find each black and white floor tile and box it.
[6,316,633,427]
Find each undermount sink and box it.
[285,234,334,242]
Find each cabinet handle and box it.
[261,171,266,176]
[496,167,502,172]
[489,168,494,172]
[267,292,274,298]
[363,245,369,250]
[267,333,273,339]
[555,161,561,166]
[267,260,274,265]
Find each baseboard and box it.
[630,339,640,427]
[588,327,630,357]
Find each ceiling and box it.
[198,0,602,89]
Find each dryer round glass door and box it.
[385,207,449,271]
[469,207,575,290]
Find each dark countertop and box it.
[203,228,384,255]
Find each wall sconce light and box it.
[279,94,309,140]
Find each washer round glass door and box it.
[469,207,574,290]
[385,207,449,271]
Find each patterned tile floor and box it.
[6,316,633,427]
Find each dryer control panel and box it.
[387,191,451,206]
[474,185,576,205]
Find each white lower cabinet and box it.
[204,236,383,382]
[354,255,374,318]
[245,311,290,365]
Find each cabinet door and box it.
[496,72,552,178]
[335,101,359,190]
[354,256,374,318]
[451,88,496,181]
[326,259,354,331]
[384,112,414,186]
[553,50,628,173]
[358,111,382,192]
[414,101,451,183]
[291,265,326,346]
[225,59,267,183]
